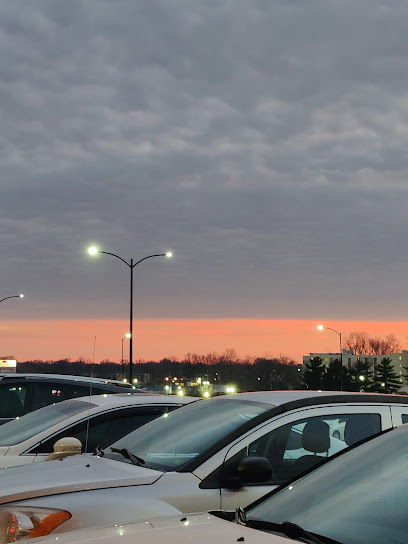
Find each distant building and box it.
[0,359,17,372]
[303,350,408,386]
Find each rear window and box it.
[0,399,96,446]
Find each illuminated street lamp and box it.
[0,294,24,304]
[317,324,343,391]
[87,246,173,383]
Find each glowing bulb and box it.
[87,246,99,256]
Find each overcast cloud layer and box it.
[1,0,408,322]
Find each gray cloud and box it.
[1,0,408,322]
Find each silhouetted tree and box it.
[349,361,374,392]
[372,357,401,393]
[303,356,325,390]
[321,359,352,391]
[344,332,401,355]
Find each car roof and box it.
[67,393,199,408]
[0,373,133,388]
[220,390,408,406]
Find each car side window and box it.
[401,415,408,424]
[249,412,381,484]
[0,383,28,418]
[31,383,93,411]
[29,405,175,455]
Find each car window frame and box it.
[23,403,180,456]
[390,405,408,426]
[195,404,392,486]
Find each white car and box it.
[0,393,197,468]
[0,390,407,540]
[28,422,408,544]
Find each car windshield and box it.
[0,399,96,446]
[246,425,408,544]
[104,396,271,471]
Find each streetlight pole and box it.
[121,332,131,380]
[0,294,24,304]
[88,247,172,383]
[317,325,343,391]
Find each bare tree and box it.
[344,332,370,354]
[344,331,401,355]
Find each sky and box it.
[1,0,408,364]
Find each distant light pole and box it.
[317,324,343,391]
[0,294,24,304]
[87,246,173,383]
[121,332,131,380]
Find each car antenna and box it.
[84,336,97,454]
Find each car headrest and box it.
[302,420,330,453]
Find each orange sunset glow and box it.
[1,319,408,364]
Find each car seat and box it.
[294,420,330,472]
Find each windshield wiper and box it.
[110,447,145,466]
[235,507,247,525]
[246,519,335,544]
[93,445,105,457]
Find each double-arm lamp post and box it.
[87,247,172,383]
[317,324,343,391]
[0,294,24,304]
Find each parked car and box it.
[26,422,408,544]
[0,373,135,425]
[0,390,406,539]
[0,393,198,469]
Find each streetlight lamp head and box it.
[19,294,24,298]
[317,324,324,331]
[87,246,99,256]
[165,252,173,258]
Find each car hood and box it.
[32,512,295,544]
[0,454,163,504]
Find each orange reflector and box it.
[29,511,71,538]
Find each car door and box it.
[196,404,391,511]
[25,405,177,461]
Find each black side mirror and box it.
[223,456,272,489]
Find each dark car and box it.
[0,373,134,424]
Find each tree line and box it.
[16,350,303,392]
[303,356,404,394]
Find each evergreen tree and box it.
[373,357,401,394]
[322,359,353,391]
[350,361,374,392]
[303,356,326,390]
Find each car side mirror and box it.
[46,437,82,461]
[223,456,273,489]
